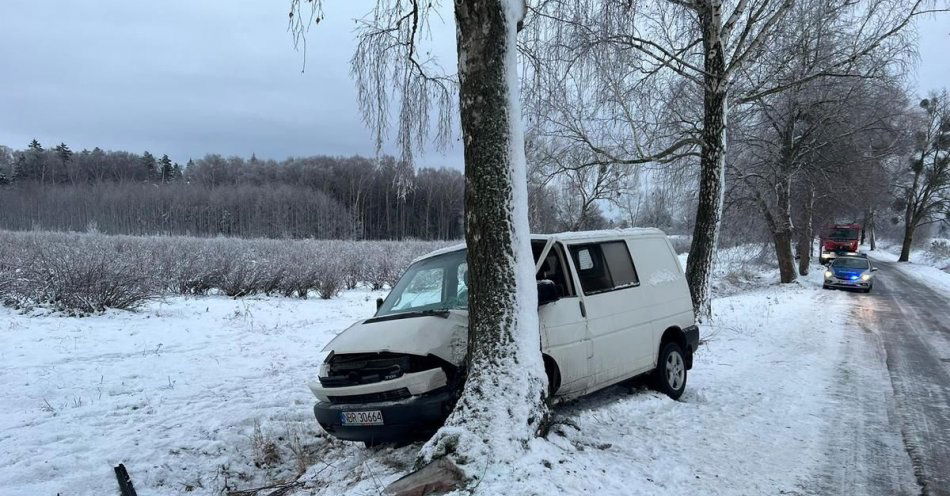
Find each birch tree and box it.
[522,0,942,315]
[290,0,547,486]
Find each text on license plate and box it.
[340,410,383,426]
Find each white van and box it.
[310,229,698,444]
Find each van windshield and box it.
[376,249,469,317]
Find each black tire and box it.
[822,284,829,289]
[864,284,873,293]
[653,342,687,400]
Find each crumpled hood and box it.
[323,310,469,364]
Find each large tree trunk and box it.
[774,171,796,283]
[773,229,797,283]
[418,0,547,484]
[685,0,728,318]
[797,184,814,276]
[899,170,921,262]
[868,210,876,251]
[860,209,869,245]
[899,222,915,262]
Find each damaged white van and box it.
[309,229,698,444]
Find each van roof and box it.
[414,228,668,263]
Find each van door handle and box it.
[579,300,586,318]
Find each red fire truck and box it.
[819,223,862,263]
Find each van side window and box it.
[570,241,639,295]
[537,244,575,297]
[602,241,639,286]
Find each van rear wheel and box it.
[653,342,687,400]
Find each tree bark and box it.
[419,0,547,483]
[797,184,814,276]
[899,222,914,262]
[685,0,728,318]
[899,169,921,262]
[773,229,797,283]
[774,170,796,283]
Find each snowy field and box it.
[0,290,387,495]
[2,256,918,495]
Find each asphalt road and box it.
[842,260,950,495]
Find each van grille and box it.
[319,352,450,388]
[319,353,412,388]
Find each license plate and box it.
[340,410,383,426]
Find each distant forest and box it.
[0,141,464,240]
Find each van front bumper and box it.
[313,388,455,443]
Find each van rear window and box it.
[569,241,640,295]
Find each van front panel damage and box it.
[309,366,448,403]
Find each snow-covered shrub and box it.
[18,233,156,313]
[929,239,950,259]
[277,246,320,298]
[362,245,395,290]
[211,241,266,297]
[667,234,691,254]
[312,245,347,300]
[0,238,17,302]
[0,230,454,311]
[251,241,288,295]
[340,241,366,290]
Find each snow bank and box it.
[868,238,950,295]
[870,238,950,270]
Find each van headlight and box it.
[824,270,833,278]
[861,274,871,281]
[317,351,332,377]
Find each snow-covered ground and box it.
[869,238,950,295]
[294,267,914,495]
[2,258,913,495]
[0,290,387,495]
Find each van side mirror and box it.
[376,297,384,310]
[537,279,560,307]
[871,267,878,272]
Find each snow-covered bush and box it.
[313,255,347,299]
[667,234,691,254]
[14,233,156,313]
[0,230,454,312]
[929,239,950,260]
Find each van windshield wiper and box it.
[365,308,452,324]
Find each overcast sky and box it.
[0,2,947,169]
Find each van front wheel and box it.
[653,342,687,400]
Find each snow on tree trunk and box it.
[774,173,797,284]
[685,1,727,318]
[797,185,814,276]
[418,0,547,483]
